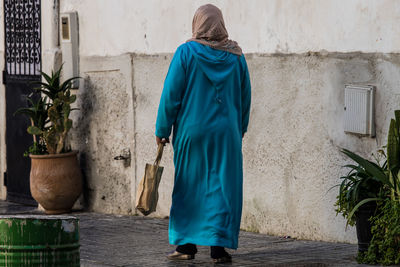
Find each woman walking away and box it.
[155,4,251,264]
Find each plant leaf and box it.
[342,149,393,189]
[347,197,380,226]
[27,126,43,135]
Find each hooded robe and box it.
[156,41,251,249]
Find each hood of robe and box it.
[187,41,239,90]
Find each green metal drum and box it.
[0,215,80,266]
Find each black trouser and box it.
[176,243,197,255]
[176,243,227,258]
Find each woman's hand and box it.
[156,136,170,146]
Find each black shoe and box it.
[211,246,232,264]
[212,254,232,264]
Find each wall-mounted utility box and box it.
[60,12,79,89]
[344,84,375,137]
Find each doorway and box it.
[3,0,41,205]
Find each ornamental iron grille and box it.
[4,0,41,78]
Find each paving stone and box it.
[0,200,379,266]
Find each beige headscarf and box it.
[187,4,242,56]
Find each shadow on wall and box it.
[73,76,96,210]
[68,67,134,214]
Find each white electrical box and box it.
[344,84,375,137]
[60,12,79,89]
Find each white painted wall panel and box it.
[59,0,400,56]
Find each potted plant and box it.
[15,65,82,214]
[334,149,385,252]
[356,111,400,265]
[337,110,400,265]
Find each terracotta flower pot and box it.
[30,151,83,214]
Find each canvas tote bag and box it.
[135,143,164,215]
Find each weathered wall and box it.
[60,0,400,56]
[65,50,398,243]
[69,55,136,214]
[133,54,174,217]
[240,53,400,242]
[131,52,400,243]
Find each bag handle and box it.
[154,143,164,166]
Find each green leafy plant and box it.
[343,112,400,221]
[338,110,400,265]
[387,110,400,201]
[15,65,79,154]
[357,111,400,265]
[357,199,400,265]
[334,150,385,226]
[338,148,393,223]
[14,95,49,155]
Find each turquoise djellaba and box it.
[155,41,251,249]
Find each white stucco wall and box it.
[60,0,400,56]
[70,54,136,214]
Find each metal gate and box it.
[3,0,41,205]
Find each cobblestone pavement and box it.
[0,201,375,267]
